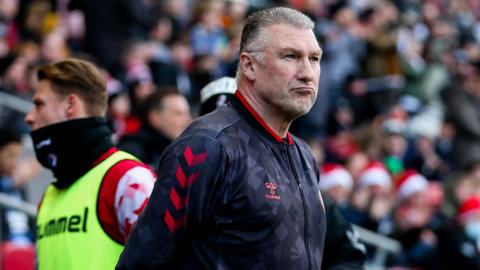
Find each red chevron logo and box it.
[169,188,189,210]
[164,209,187,232]
[184,146,208,166]
[164,146,208,232]
[175,166,200,188]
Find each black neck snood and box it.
[30,117,113,189]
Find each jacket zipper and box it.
[284,143,312,270]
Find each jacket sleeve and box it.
[114,164,156,240]
[116,135,228,269]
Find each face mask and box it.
[465,220,480,241]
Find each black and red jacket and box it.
[116,91,326,269]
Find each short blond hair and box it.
[37,58,107,116]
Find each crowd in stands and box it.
[2,0,480,268]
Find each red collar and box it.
[93,147,118,166]
[235,91,293,145]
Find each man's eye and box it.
[284,54,297,59]
[310,57,320,63]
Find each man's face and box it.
[251,24,321,120]
[153,95,192,140]
[25,80,69,131]
[0,142,21,176]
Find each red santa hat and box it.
[395,169,428,200]
[458,196,480,222]
[357,161,391,189]
[319,164,353,191]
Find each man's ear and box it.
[65,94,85,118]
[239,52,257,81]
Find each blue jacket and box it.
[116,92,326,269]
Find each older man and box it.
[117,7,326,269]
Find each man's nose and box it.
[297,57,316,82]
[24,111,34,126]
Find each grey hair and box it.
[236,7,315,82]
[239,7,314,53]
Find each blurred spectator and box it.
[190,53,222,103]
[0,129,33,245]
[188,0,231,101]
[358,2,404,119]
[395,169,429,203]
[320,163,353,206]
[355,121,385,161]
[148,15,178,88]
[316,0,364,104]
[0,0,19,55]
[436,196,480,269]
[0,54,31,96]
[345,151,369,180]
[20,0,52,42]
[324,100,358,163]
[170,38,195,97]
[160,0,189,43]
[199,76,236,116]
[105,75,131,141]
[118,90,191,168]
[460,201,480,238]
[0,53,34,133]
[40,30,70,63]
[436,121,455,166]
[382,115,409,173]
[123,43,156,121]
[222,0,249,29]
[408,133,448,180]
[190,0,227,58]
[442,56,480,169]
[308,138,326,168]
[388,170,445,269]
[148,19,193,100]
[68,0,157,75]
[443,167,480,219]
[345,161,393,232]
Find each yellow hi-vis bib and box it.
[36,151,137,270]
